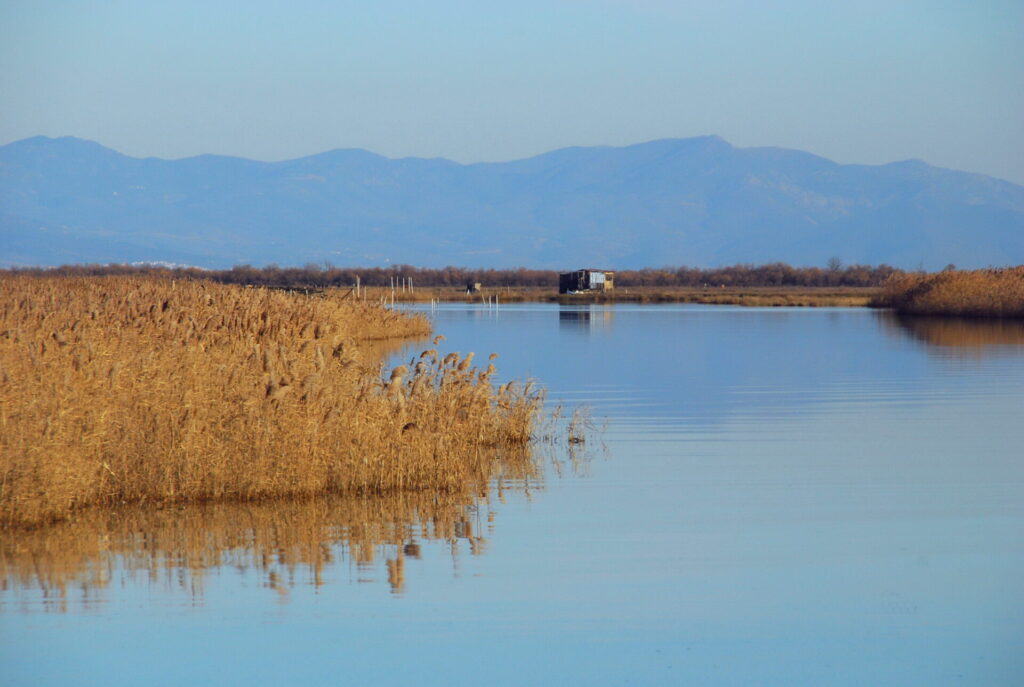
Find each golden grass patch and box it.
[0,276,542,528]
[874,267,1024,317]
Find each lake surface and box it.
[3,305,1023,686]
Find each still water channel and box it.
[3,304,1023,685]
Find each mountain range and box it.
[2,135,1022,269]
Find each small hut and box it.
[558,269,615,294]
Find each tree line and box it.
[5,261,903,288]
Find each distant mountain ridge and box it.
[2,135,1022,269]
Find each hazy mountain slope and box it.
[2,135,1022,268]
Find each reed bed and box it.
[0,276,543,528]
[874,267,1024,317]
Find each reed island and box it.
[0,276,543,528]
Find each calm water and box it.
[3,305,1023,686]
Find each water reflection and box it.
[5,304,1023,685]
[880,312,1024,356]
[0,477,546,611]
[559,305,614,333]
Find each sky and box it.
[2,0,1022,184]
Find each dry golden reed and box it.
[876,267,1024,317]
[0,276,543,528]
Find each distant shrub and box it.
[3,261,903,289]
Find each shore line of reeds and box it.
[871,267,1024,318]
[0,276,544,529]
[344,285,881,308]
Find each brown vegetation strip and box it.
[873,267,1024,317]
[0,277,543,528]
[324,285,879,307]
[8,261,902,289]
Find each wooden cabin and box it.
[559,269,615,294]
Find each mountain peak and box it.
[1,135,122,162]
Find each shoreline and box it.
[347,285,882,308]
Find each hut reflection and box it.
[558,306,614,333]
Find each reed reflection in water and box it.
[880,312,1024,356]
[1,470,545,611]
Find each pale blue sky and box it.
[2,0,1022,183]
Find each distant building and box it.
[559,269,615,294]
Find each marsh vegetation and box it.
[874,267,1024,317]
[0,277,543,528]
[8,262,902,290]
[275,285,880,307]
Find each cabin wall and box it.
[558,270,615,293]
